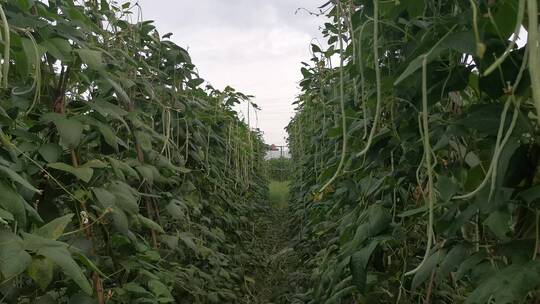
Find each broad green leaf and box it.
[22,233,92,295]
[35,295,57,304]
[394,31,475,85]
[0,165,40,193]
[97,123,118,150]
[92,187,115,208]
[179,232,198,252]
[48,162,94,183]
[0,180,27,226]
[106,157,139,179]
[135,130,152,151]
[21,37,39,76]
[519,185,540,204]
[136,165,155,185]
[76,49,104,70]
[0,231,31,278]
[73,252,106,278]
[0,207,14,222]
[40,38,72,61]
[349,205,391,252]
[161,234,179,249]
[483,211,511,240]
[89,100,128,120]
[124,282,150,294]
[436,176,459,203]
[34,214,74,240]
[38,143,63,163]
[15,0,35,12]
[398,205,428,218]
[108,181,139,214]
[412,249,445,290]
[103,74,131,104]
[82,159,107,169]
[188,78,204,87]
[27,256,54,291]
[148,279,174,302]
[465,262,540,304]
[137,214,164,233]
[53,117,84,148]
[67,294,97,304]
[349,240,380,293]
[166,200,185,220]
[436,245,469,283]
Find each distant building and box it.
[265,145,290,160]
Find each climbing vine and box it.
[0,1,267,303]
[288,0,540,303]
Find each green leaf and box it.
[436,245,469,282]
[465,262,540,304]
[0,165,40,193]
[436,176,459,202]
[350,240,380,293]
[137,214,164,233]
[27,256,54,291]
[15,0,35,12]
[123,282,151,294]
[165,200,185,220]
[89,100,128,120]
[483,211,511,240]
[136,165,155,185]
[148,279,174,302]
[97,123,118,150]
[22,233,93,295]
[394,31,475,85]
[39,143,63,163]
[135,130,152,151]
[108,181,139,214]
[0,231,31,278]
[350,205,391,251]
[82,159,107,169]
[103,74,131,104]
[48,162,94,183]
[161,235,179,249]
[398,205,427,218]
[53,117,84,148]
[394,55,430,85]
[0,207,14,222]
[34,214,74,240]
[92,187,115,208]
[311,44,322,53]
[179,232,198,252]
[412,249,444,290]
[484,0,520,39]
[188,78,204,87]
[73,252,106,278]
[519,185,540,204]
[76,49,104,70]
[0,180,27,226]
[40,38,72,61]
[67,294,96,304]
[21,37,38,76]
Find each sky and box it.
[131,0,327,146]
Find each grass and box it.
[268,180,289,209]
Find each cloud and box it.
[134,0,326,145]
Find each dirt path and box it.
[243,181,302,304]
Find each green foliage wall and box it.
[266,157,292,181]
[287,0,540,303]
[0,1,267,303]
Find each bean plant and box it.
[287,0,540,303]
[0,1,267,303]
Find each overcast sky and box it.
[132,0,326,146]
